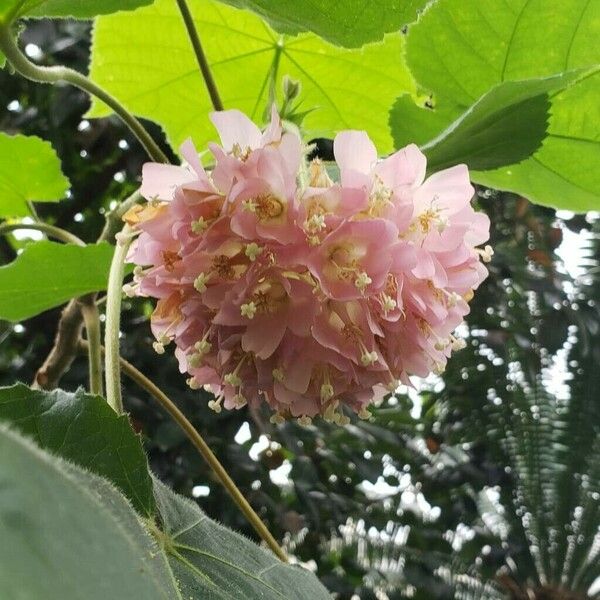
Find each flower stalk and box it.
[104,225,133,413]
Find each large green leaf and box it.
[0,383,154,515]
[0,425,177,600]
[88,0,414,154]
[0,133,69,217]
[0,241,114,321]
[391,0,600,211]
[153,479,331,599]
[417,70,585,172]
[0,421,330,598]
[217,0,428,47]
[0,0,154,20]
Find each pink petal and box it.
[376,143,427,188]
[141,163,195,200]
[334,130,377,175]
[261,104,282,146]
[179,138,206,177]
[414,164,474,216]
[209,109,262,152]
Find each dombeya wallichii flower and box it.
[125,106,491,424]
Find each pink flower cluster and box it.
[126,107,491,424]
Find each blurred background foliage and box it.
[1,20,599,600]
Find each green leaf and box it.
[0,424,178,600]
[391,0,600,211]
[0,133,69,217]
[0,383,155,516]
[415,70,585,172]
[0,422,330,599]
[153,479,331,599]
[216,0,428,47]
[88,0,414,154]
[0,241,115,321]
[0,0,154,20]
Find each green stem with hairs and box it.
[175,0,224,111]
[0,26,168,164]
[104,226,133,413]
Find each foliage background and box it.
[1,18,599,600]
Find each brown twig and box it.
[33,192,142,390]
[34,299,86,389]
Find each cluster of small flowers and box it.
[125,107,491,425]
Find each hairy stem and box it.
[33,191,142,390]
[79,297,103,396]
[0,222,85,246]
[113,348,288,562]
[104,226,132,413]
[0,26,168,164]
[175,0,224,111]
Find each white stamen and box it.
[245,243,263,262]
[241,302,257,319]
[208,398,222,413]
[433,362,446,375]
[479,244,494,263]
[194,339,211,354]
[306,214,326,232]
[297,415,312,426]
[360,350,378,366]
[320,383,334,402]
[191,217,208,233]
[434,339,449,351]
[152,341,165,354]
[270,412,285,425]
[387,379,400,392]
[122,283,137,297]
[451,337,467,351]
[333,413,350,426]
[233,393,247,407]
[354,272,372,292]
[188,352,203,368]
[186,377,201,390]
[194,272,209,293]
[224,372,242,387]
[382,294,396,313]
[358,407,372,420]
[242,198,257,212]
[447,292,460,308]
